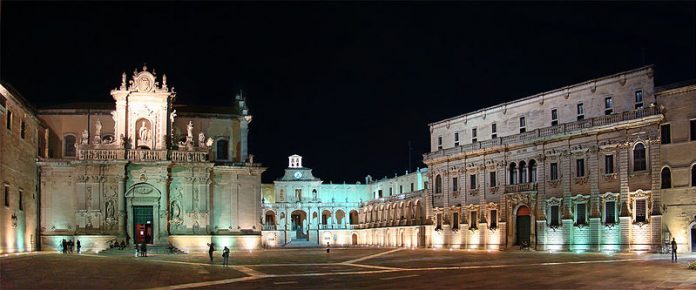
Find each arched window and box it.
[661,167,672,189]
[529,160,537,183]
[435,175,442,193]
[509,163,517,184]
[64,135,77,157]
[691,164,696,187]
[216,139,229,160]
[633,143,647,171]
[519,161,527,183]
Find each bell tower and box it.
[110,64,176,150]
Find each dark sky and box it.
[1,2,695,183]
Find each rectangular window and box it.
[490,210,497,228]
[605,201,615,224]
[389,187,393,196]
[471,128,477,143]
[576,203,586,225]
[550,163,559,180]
[470,211,477,227]
[437,213,442,228]
[691,120,696,141]
[635,199,647,223]
[452,177,458,192]
[661,124,671,144]
[454,132,459,147]
[6,110,12,130]
[576,103,585,121]
[519,117,526,133]
[4,186,9,207]
[489,172,497,187]
[378,190,383,198]
[551,109,559,126]
[399,185,403,194]
[550,205,560,226]
[410,183,414,192]
[18,191,23,211]
[453,213,459,229]
[635,90,644,109]
[491,123,497,139]
[469,174,476,189]
[437,136,442,150]
[605,97,613,115]
[576,159,585,177]
[605,155,614,174]
[20,120,26,139]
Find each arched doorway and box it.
[691,223,696,252]
[349,210,359,225]
[352,233,358,245]
[291,210,307,240]
[516,205,531,245]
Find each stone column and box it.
[239,118,249,163]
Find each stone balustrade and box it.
[504,182,538,193]
[170,150,208,162]
[76,148,210,162]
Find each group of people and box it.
[109,240,127,250]
[136,242,148,257]
[207,243,231,266]
[61,239,81,254]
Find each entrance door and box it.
[692,226,696,252]
[516,206,531,245]
[133,206,154,244]
[291,211,307,240]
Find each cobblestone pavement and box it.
[2,248,696,289]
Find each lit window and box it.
[633,143,647,171]
[577,103,585,121]
[661,124,671,144]
[491,123,497,139]
[519,117,526,133]
[635,90,644,109]
[605,155,614,174]
[551,109,558,126]
[605,97,613,115]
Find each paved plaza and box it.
[2,248,696,289]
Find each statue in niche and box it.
[111,110,118,133]
[95,120,102,137]
[138,121,150,144]
[187,121,194,138]
[105,200,115,220]
[171,200,181,219]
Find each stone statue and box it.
[187,121,194,138]
[95,120,102,137]
[170,109,177,122]
[81,129,89,145]
[198,132,205,147]
[86,187,93,210]
[206,137,213,147]
[111,110,118,134]
[171,200,181,219]
[106,200,115,219]
[138,121,150,143]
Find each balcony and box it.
[76,148,210,162]
[262,224,277,231]
[425,106,660,161]
[505,182,538,193]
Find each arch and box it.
[352,233,358,245]
[63,134,77,157]
[633,143,647,171]
[519,161,527,183]
[661,166,672,189]
[529,159,537,183]
[509,162,518,184]
[290,210,308,239]
[322,209,332,225]
[349,210,359,225]
[125,182,162,197]
[216,138,229,160]
[264,210,276,225]
[689,221,696,252]
[435,175,442,193]
[335,209,346,225]
[515,205,531,246]
[135,118,152,149]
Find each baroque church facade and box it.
[1,65,695,254]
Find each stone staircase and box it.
[97,244,185,256]
[284,240,320,248]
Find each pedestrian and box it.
[141,242,147,257]
[135,243,140,257]
[207,242,214,263]
[68,240,73,254]
[120,240,126,250]
[671,238,678,263]
[222,246,230,267]
[77,240,81,254]
[326,242,330,254]
[62,239,67,254]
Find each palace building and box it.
[1,65,695,254]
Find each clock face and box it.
[294,171,302,179]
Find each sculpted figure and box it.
[198,132,205,146]
[95,120,102,137]
[106,200,115,219]
[139,121,150,142]
[187,121,194,138]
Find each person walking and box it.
[207,243,215,263]
[141,242,147,257]
[62,239,67,254]
[222,246,230,267]
[76,240,81,254]
[671,238,678,263]
[68,240,73,254]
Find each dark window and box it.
[635,199,647,222]
[519,161,527,183]
[454,132,459,147]
[529,160,537,182]
[577,103,585,120]
[691,120,696,141]
[469,174,476,189]
[490,210,497,228]
[20,120,26,139]
[18,191,23,211]
[437,136,442,150]
[389,187,393,196]
[435,175,442,193]
[576,203,586,225]
[437,213,442,228]
[605,97,614,115]
[216,139,229,160]
[452,177,458,192]
[470,211,477,227]
[6,110,12,130]
[509,162,518,184]
[605,155,614,174]
[605,201,615,224]
[492,123,497,139]
[519,117,526,133]
[551,109,558,126]
[378,190,383,198]
[489,172,497,187]
[633,143,647,171]
[472,128,477,143]
[399,185,403,194]
[550,205,559,226]
[64,135,77,157]
[661,167,672,189]
[692,165,696,187]
[576,159,585,177]
[410,183,414,192]
[452,213,459,229]
[661,124,671,144]
[4,187,9,207]
[550,163,559,180]
[635,90,644,109]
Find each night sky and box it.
[1,2,694,183]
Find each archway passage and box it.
[352,233,358,245]
[516,205,531,246]
[692,224,696,252]
[291,210,307,240]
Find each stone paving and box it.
[2,248,696,289]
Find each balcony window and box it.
[635,90,644,109]
[470,211,477,227]
[453,213,459,229]
[216,139,229,160]
[661,124,671,144]
[605,201,616,224]
[576,103,585,121]
[576,203,587,225]
[491,123,497,139]
[550,205,560,226]
[64,135,77,157]
[529,160,537,182]
[519,161,527,183]
[509,162,518,184]
[605,155,614,174]
[605,97,613,115]
[378,190,383,198]
[551,109,558,126]
[490,210,497,228]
